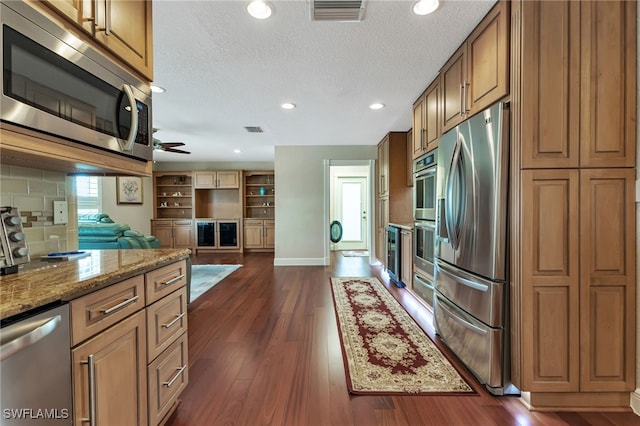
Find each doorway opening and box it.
[325,161,375,266]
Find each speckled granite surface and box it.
[0,249,190,321]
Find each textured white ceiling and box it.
[151,0,497,163]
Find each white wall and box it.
[99,176,154,235]
[273,145,377,265]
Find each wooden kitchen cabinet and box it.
[376,140,389,197]
[71,308,148,426]
[518,168,636,403]
[520,169,580,392]
[40,0,154,80]
[152,219,193,249]
[145,259,189,425]
[440,0,509,133]
[578,1,636,168]
[243,219,274,251]
[400,229,413,288]
[375,196,388,265]
[376,132,411,266]
[512,0,636,409]
[578,169,635,392]
[412,79,440,160]
[194,171,240,189]
[519,0,635,169]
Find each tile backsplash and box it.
[0,164,77,256]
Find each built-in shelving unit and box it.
[243,171,275,252]
[153,172,193,220]
[243,171,274,219]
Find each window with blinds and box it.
[76,176,101,215]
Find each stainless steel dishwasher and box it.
[0,304,72,425]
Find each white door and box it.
[334,177,367,251]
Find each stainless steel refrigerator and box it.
[434,101,518,395]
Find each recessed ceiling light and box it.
[413,0,439,15]
[234,149,242,154]
[369,103,385,110]
[150,84,165,94]
[247,1,272,19]
[281,103,296,110]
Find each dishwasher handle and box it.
[0,314,62,361]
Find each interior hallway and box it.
[165,252,639,426]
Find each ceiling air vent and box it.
[312,0,366,22]
[244,126,263,133]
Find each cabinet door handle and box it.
[162,274,185,286]
[101,295,139,315]
[459,83,464,115]
[80,354,96,426]
[163,365,187,388]
[462,80,469,114]
[162,312,186,329]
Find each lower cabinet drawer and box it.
[146,286,188,362]
[146,260,188,304]
[148,332,189,426]
[70,275,145,346]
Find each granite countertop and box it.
[0,248,191,321]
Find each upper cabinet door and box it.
[466,0,510,115]
[216,171,240,189]
[520,0,580,169]
[194,172,216,189]
[424,80,440,151]
[440,0,509,134]
[92,0,154,80]
[412,96,425,159]
[579,1,636,168]
[41,0,153,80]
[440,47,466,133]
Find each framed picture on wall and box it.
[116,176,143,204]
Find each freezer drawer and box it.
[435,259,505,328]
[434,292,503,389]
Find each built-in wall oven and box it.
[1,1,152,161]
[413,149,437,309]
[413,149,437,221]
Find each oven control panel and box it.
[0,206,30,271]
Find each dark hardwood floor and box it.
[166,252,639,426]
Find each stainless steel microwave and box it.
[1,1,152,162]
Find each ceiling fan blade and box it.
[159,142,185,148]
[163,147,191,154]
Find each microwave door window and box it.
[3,25,120,137]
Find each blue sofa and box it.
[78,214,161,249]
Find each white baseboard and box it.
[631,389,640,415]
[273,257,328,266]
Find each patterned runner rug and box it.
[330,276,475,395]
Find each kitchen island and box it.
[0,248,191,426]
[0,248,190,321]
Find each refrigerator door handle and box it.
[445,138,463,250]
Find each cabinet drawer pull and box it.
[100,295,139,315]
[162,274,185,286]
[163,365,187,388]
[80,355,96,426]
[162,312,186,329]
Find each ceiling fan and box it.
[152,128,191,154]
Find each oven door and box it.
[414,168,436,220]
[413,220,435,278]
[0,2,152,161]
